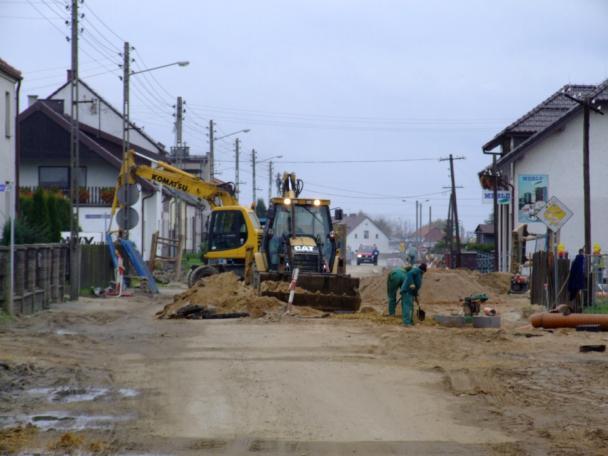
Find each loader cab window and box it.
[208,210,248,251]
[267,204,333,265]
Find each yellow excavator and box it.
[113,150,261,283]
[113,150,360,311]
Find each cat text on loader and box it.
[252,173,361,312]
[114,150,261,285]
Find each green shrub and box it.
[1,218,46,245]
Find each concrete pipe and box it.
[530,313,608,330]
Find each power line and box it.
[278,157,440,164]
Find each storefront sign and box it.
[482,190,511,205]
[518,174,548,222]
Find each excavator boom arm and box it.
[115,150,238,210]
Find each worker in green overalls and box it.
[386,264,412,316]
[400,263,427,326]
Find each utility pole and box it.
[429,205,431,227]
[208,119,215,180]
[120,41,131,240]
[447,194,454,267]
[122,41,130,158]
[173,96,184,243]
[415,200,419,245]
[69,0,80,300]
[583,104,591,257]
[268,161,273,205]
[492,155,499,271]
[440,154,465,267]
[234,138,240,201]
[175,96,183,149]
[559,90,603,304]
[251,149,257,202]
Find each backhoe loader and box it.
[252,173,361,312]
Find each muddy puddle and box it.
[24,386,139,403]
[0,411,134,431]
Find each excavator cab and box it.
[253,173,360,312]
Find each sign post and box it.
[537,196,574,308]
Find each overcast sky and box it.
[3,0,608,232]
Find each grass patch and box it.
[584,296,608,314]
[0,309,15,324]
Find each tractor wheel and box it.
[188,265,220,287]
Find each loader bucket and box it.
[256,271,361,312]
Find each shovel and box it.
[415,296,426,322]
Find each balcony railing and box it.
[19,186,116,207]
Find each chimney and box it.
[67,69,74,81]
[28,95,38,107]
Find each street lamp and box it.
[120,42,188,239]
[208,123,250,180]
[215,129,250,141]
[122,44,189,160]
[209,127,250,184]
[251,152,283,203]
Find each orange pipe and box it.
[530,312,608,330]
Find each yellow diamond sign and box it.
[538,196,573,231]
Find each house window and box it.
[4,91,10,138]
[39,166,87,189]
[364,230,369,239]
[354,234,358,239]
[375,233,379,239]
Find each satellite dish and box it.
[116,207,139,230]
[117,183,140,206]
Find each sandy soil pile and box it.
[359,268,512,310]
[157,272,327,319]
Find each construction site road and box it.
[2,283,608,455]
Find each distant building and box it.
[474,223,495,245]
[18,75,165,258]
[480,79,608,271]
[342,213,390,253]
[0,58,22,229]
[408,223,445,249]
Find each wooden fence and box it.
[0,244,68,315]
[80,244,114,289]
[530,251,571,308]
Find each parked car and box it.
[356,245,377,265]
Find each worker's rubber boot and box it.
[388,295,397,316]
[401,292,414,326]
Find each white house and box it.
[480,79,608,271]
[18,75,167,258]
[342,213,390,253]
[0,58,22,230]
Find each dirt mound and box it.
[359,268,511,311]
[156,272,327,319]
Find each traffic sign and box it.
[117,183,140,206]
[537,196,573,232]
[116,207,139,230]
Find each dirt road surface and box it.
[2,284,608,455]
